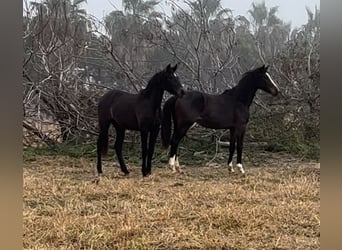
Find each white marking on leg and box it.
[236,163,245,174]
[228,162,234,173]
[168,155,176,172]
[169,155,175,165]
[175,156,180,167]
[266,72,280,91]
[175,156,182,173]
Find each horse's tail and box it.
[161,96,177,149]
[97,100,111,156]
[98,125,109,156]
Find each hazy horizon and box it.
[82,0,320,29]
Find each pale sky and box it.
[83,0,320,29]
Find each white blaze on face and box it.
[266,72,280,92]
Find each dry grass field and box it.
[23,154,320,249]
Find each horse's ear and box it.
[265,65,269,71]
[166,64,171,72]
[172,63,178,72]
[259,64,268,73]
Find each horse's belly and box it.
[113,113,139,130]
[196,117,232,129]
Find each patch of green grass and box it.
[23,142,97,162]
[264,135,320,161]
[23,137,219,166]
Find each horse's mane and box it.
[221,69,258,96]
[240,68,256,81]
[222,86,237,95]
[140,70,163,96]
[221,68,258,95]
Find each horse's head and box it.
[254,65,280,96]
[162,63,185,98]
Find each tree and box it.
[248,1,291,62]
[22,0,320,158]
[23,0,94,142]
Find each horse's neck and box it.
[141,82,164,110]
[234,80,257,107]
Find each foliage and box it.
[23,0,320,159]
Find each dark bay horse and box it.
[161,65,279,174]
[97,64,184,177]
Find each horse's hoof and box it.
[142,172,152,178]
[92,174,102,184]
[167,164,174,170]
[176,167,184,174]
[168,165,177,173]
[121,168,130,175]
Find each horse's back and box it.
[178,91,204,108]
[174,91,205,123]
[98,89,139,128]
[176,90,240,129]
[99,89,129,108]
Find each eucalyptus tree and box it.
[103,0,162,90]
[157,0,238,92]
[248,1,291,62]
[249,6,320,156]
[275,6,320,114]
[23,0,93,142]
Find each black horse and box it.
[161,65,279,174]
[97,64,184,177]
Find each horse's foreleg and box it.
[114,128,129,175]
[146,126,160,176]
[141,131,149,177]
[236,129,246,174]
[227,128,236,173]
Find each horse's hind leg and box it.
[114,127,130,175]
[140,131,149,177]
[96,120,111,176]
[236,129,246,174]
[169,125,190,172]
[227,128,236,173]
